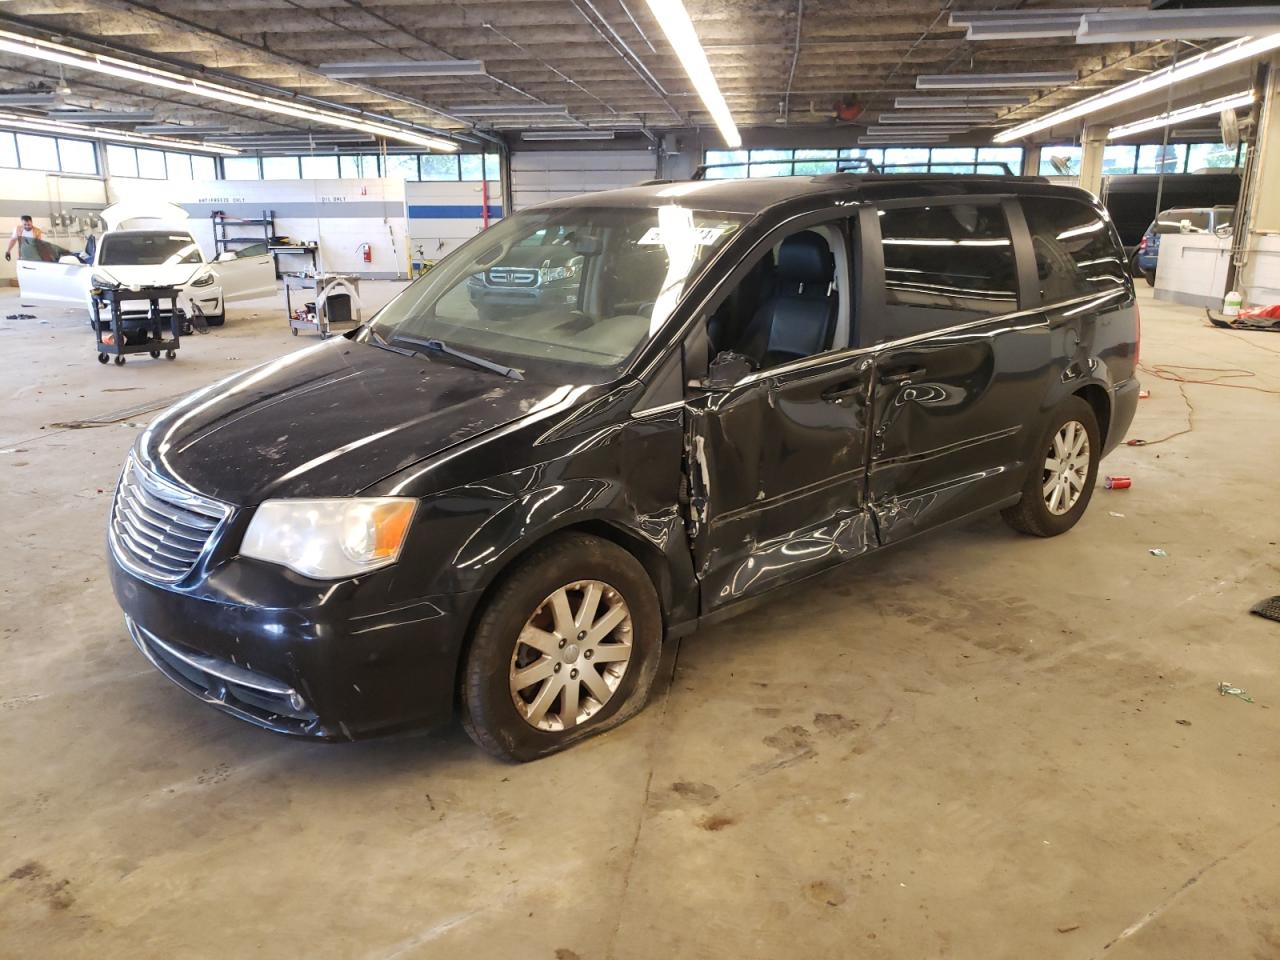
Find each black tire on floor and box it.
[1142,269,1156,287]
[460,533,663,762]
[1001,395,1101,538]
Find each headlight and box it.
[90,272,119,290]
[539,256,582,283]
[190,271,216,287]
[241,498,417,579]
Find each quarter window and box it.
[873,202,1018,340]
[1022,197,1128,303]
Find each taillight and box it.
[1138,236,1148,250]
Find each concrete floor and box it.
[1,284,1278,959]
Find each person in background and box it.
[5,215,44,261]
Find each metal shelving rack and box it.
[212,210,318,279]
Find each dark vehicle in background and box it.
[1103,171,1241,255]
[1134,205,1235,285]
[109,173,1139,761]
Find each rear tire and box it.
[1002,396,1100,538]
[460,534,663,762]
[1142,269,1155,287]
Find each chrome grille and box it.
[486,266,538,287]
[110,457,230,583]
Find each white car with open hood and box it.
[15,201,276,326]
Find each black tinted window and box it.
[876,202,1018,340]
[1023,197,1127,302]
[98,233,202,266]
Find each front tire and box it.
[1002,396,1100,538]
[205,312,226,327]
[460,534,663,762]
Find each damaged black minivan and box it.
[110,173,1139,760]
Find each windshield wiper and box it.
[391,334,524,381]
[365,326,416,357]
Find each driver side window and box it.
[700,220,850,376]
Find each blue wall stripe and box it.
[408,203,503,219]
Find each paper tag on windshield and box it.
[638,226,726,246]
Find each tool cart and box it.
[91,284,183,366]
[284,273,363,338]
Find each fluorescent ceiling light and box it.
[521,130,616,141]
[213,131,373,142]
[0,109,239,154]
[1108,90,1255,140]
[48,109,155,123]
[866,126,970,136]
[1078,8,1280,44]
[858,135,955,144]
[917,71,1076,90]
[895,95,1029,108]
[0,29,457,150]
[963,16,1082,40]
[876,111,994,123]
[319,60,486,78]
[0,93,59,107]
[451,104,568,116]
[644,0,740,148]
[134,124,226,134]
[996,35,1280,142]
[948,8,1096,27]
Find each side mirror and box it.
[58,254,81,265]
[699,351,755,390]
[215,251,237,263]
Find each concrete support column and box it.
[1077,124,1108,197]
[1239,57,1280,304]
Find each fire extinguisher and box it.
[357,242,372,264]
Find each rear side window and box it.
[1022,197,1128,303]
[875,202,1019,340]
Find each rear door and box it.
[214,242,277,302]
[16,239,88,305]
[860,196,1053,543]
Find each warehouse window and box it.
[300,155,339,179]
[383,154,420,181]
[0,131,16,168]
[1039,145,1082,176]
[108,145,210,180]
[16,134,58,171]
[420,154,459,181]
[1039,140,1244,177]
[459,154,484,180]
[222,156,262,180]
[57,139,98,175]
[165,152,193,180]
[1137,144,1186,174]
[262,156,301,180]
[706,146,1023,178]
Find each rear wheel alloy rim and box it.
[509,580,633,732]
[1043,420,1090,516]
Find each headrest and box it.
[776,230,833,284]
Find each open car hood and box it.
[100,201,191,232]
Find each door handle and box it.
[880,366,925,385]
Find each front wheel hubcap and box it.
[1043,420,1090,516]
[509,580,633,731]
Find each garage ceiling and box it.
[0,1,1215,149]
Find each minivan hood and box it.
[136,339,558,504]
[98,263,205,289]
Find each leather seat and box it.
[740,231,837,368]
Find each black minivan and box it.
[110,173,1139,760]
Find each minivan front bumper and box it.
[109,552,480,740]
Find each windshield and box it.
[99,232,203,266]
[366,205,745,382]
